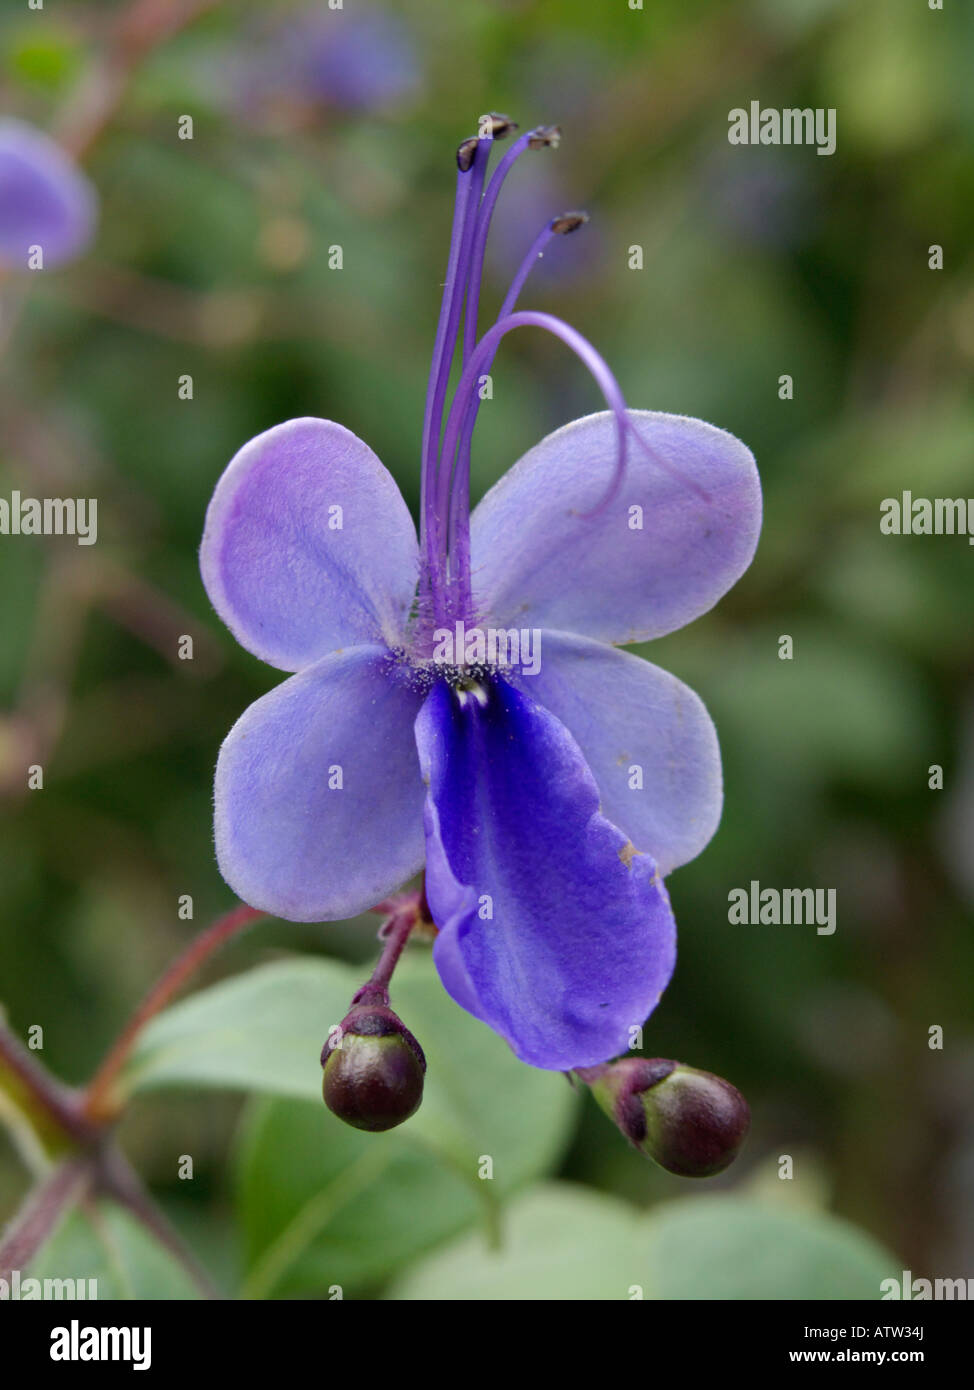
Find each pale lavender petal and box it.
[415,678,676,1070]
[0,119,97,270]
[469,409,761,645]
[215,646,426,920]
[514,631,721,877]
[201,418,419,671]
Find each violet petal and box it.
[201,417,419,671]
[215,646,426,920]
[469,409,761,646]
[415,677,676,1070]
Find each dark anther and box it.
[528,125,562,150]
[551,211,589,235]
[479,113,518,140]
[456,136,480,172]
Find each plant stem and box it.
[352,910,417,1006]
[96,1148,222,1299]
[56,0,224,160]
[573,1065,610,1086]
[84,903,264,1123]
[0,1157,94,1282]
[0,1020,99,1147]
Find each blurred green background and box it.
[2,0,973,1298]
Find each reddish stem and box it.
[96,1147,221,1298]
[0,1022,99,1147]
[573,1064,610,1086]
[56,0,224,159]
[0,1158,94,1283]
[352,911,418,1007]
[83,903,264,1123]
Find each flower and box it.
[234,8,422,125]
[200,120,761,1071]
[0,119,97,271]
[295,9,421,113]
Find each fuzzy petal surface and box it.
[215,646,426,920]
[201,418,419,671]
[514,631,722,877]
[469,409,761,646]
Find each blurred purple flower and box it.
[296,10,421,111]
[200,121,761,1070]
[238,8,422,121]
[698,148,812,251]
[0,119,97,271]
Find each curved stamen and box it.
[443,213,590,589]
[498,211,588,323]
[420,118,712,629]
[422,121,518,615]
[442,313,714,612]
[420,159,478,565]
[459,125,561,370]
[442,309,631,606]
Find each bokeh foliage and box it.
[2,0,973,1297]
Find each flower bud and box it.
[321,1003,426,1132]
[584,1058,750,1178]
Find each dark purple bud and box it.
[456,136,479,172]
[551,211,589,235]
[528,125,561,150]
[583,1058,750,1178]
[321,1002,426,1133]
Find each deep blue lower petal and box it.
[415,677,677,1070]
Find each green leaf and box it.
[6,31,84,92]
[389,1184,901,1301]
[125,954,578,1295]
[642,1195,901,1300]
[390,958,578,1181]
[389,1184,644,1300]
[122,955,356,1104]
[29,1202,201,1301]
[234,1097,480,1299]
[125,954,575,1177]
